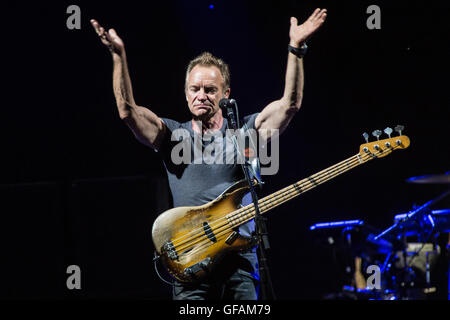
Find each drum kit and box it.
[310,172,450,300]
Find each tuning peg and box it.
[362,132,369,143]
[394,125,405,136]
[372,129,382,140]
[384,127,393,138]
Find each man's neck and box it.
[191,111,224,134]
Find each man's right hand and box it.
[90,19,125,57]
[90,18,165,150]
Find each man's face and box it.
[185,65,230,120]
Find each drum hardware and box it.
[310,171,450,299]
[310,204,449,298]
[406,171,450,184]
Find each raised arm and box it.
[255,8,327,139]
[90,19,166,149]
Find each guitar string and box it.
[171,148,382,254]
[170,152,361,250]
[180,149,377,258]
[170,149,369,249]
[171,144,399,254]
[180,144,404,259]
[172,147,384,254]
[215,143,402,232]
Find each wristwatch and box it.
[288,42,308,59]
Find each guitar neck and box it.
[226,152,372,227]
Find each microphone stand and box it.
[224,100,276,300]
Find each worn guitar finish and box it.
[152,179,255,283]
[152,135,410,283]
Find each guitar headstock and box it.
[359,126,410,159]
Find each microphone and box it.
[219,98,235,109]
[219,98,237,128]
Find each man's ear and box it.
[224,88,231,99]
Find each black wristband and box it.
[288,43,308,59]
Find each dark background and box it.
[1,0,449,300]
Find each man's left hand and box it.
[289,8,327,47]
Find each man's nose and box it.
[197,89,207,101]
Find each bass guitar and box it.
[152,129,410,283]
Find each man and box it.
[91,8,327,300]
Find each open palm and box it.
[290,8,327,46]
[90,19,125,55]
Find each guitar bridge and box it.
[184,257,211,278]
[163,241,178,260]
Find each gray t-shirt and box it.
[158,113,260,279]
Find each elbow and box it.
[291,92,303,110]
[119,111,132,120]
[115,99,137,120]
[290,99,303,112]
[118,103,138,120]
[281,95,303,114]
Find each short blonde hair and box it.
[185,52,230,91]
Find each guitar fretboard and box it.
[225,152,371,227]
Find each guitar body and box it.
[152,179,256,283]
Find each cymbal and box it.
[406,172,450,184]
[394,209,450,234]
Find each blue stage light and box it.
[209,4,214,10]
